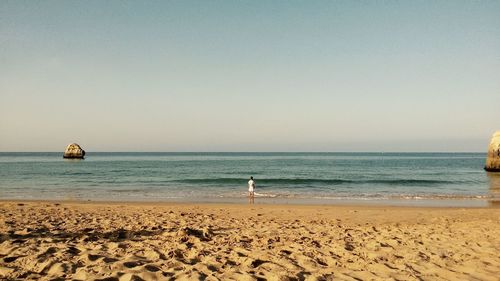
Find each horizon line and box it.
[0,151,486,154]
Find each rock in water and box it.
[63,143,85,159]
[485,131,500,172]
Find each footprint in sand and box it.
[251,259,268,268]
[37,247,57,260]
[3,256,21,263]
[103,257,119,263]
[88,254,103,261]
[123,261,142,268]
[94,277,118,281]
[66,246,81,256]
[144,264,160,272]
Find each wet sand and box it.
[0,200,499,280]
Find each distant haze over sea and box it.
[0,137,491,153]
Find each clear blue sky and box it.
[1,1,499,152]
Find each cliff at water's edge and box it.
[485,131,500,172]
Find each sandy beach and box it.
[0,201,499,281]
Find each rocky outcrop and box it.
[485,132,500,172]
[63,143,85,159]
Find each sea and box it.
[1,152,499,207]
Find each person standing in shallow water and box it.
[248,176,255,203]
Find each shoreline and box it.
[1,196,499,208]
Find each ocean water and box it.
[0,152,498,206]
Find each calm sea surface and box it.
[1,152,498,206]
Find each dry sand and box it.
[0,201,499,281]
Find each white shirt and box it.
[248,179,255,192]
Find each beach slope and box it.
[0,201,499,280]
